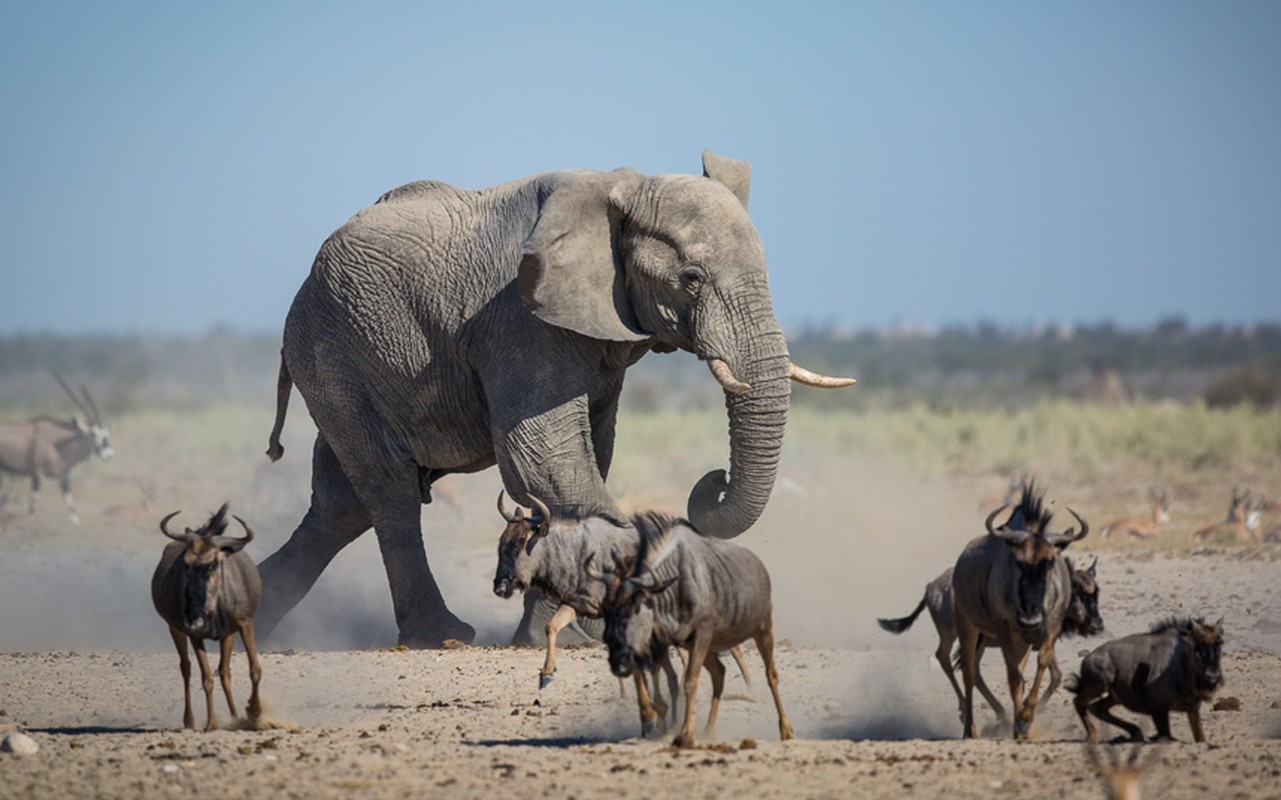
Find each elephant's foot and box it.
[397,611,476,649]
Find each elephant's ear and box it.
[518,170,651,343]
[702,150,751,210]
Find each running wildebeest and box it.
[492,493,756,735]
[878,554,1104,723]
[0,372,112,524]
[1068,616,1224,743]
[151,503,263,731]
[590,511,792,748]
[492,491,678,734]
[953,479,1089,739]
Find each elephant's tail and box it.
[266,350,292,462]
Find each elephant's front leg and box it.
[494,395,622,645]
[370,487,475,648]
[494,383,624,514]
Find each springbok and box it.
[1089,745,1145,800]
[0,372,112,524]
[1100,490,1170,540]
[953,479,1089,739]
[1193,488,1262,544]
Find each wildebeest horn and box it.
[1048,507,1090,547]
[707,358,752,395]
[789,362,857,388]
[984,504,1009,536]
[159,510,188,542]
[610,545,629,575]
[582,552,612,582]
[627,572,678,595]
[211,514,255,551]
[232,514,254,545]
[527,493,551,535]
[496,491,520,523]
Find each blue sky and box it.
[2,2,1278,335]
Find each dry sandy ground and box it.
[2,430,1280,798]
[2,553,1281,800]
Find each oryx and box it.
[0,372,112,524]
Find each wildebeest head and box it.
[585,548,675,678]
[1064,556,1105,637]
[985,481,1089,645]
[492,492,550,599]
[160,503,254,639]
[1186,618,1225,695]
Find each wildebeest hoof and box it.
[641,719,656,738]
[673,733,695,749]
[539,674,554,690]
[1014,719,1032,738]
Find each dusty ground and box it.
[3,549,1281,798]
[2,410,1281,798]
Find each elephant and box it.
[257,150,854,648]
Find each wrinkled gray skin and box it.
[259,151,820,647]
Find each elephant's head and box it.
[519,150,853,539]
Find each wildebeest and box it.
[878,554,1104,723]
[0,373,112,524]
[492,493,754,735]
[952,479,1089,738]
[151,503,263,731]
[1068,616,1224,743]
[492,491,676,733]
[1100,489,1170,540]
[591,511,792,748]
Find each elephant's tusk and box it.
[707,359,752,395]
[789,362,857,388]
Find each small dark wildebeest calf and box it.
[1068,616,1224,743]
[151,503,263,731]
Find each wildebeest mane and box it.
[1149,615,1208,635]
[1010,478,1054,533]
[630,510,688,573]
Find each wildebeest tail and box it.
[266,350,292,462]
[878,595,928,634]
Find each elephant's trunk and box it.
[687,295,790,539]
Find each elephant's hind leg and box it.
[255,436,371,640]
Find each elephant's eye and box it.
[679,265,706,292]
